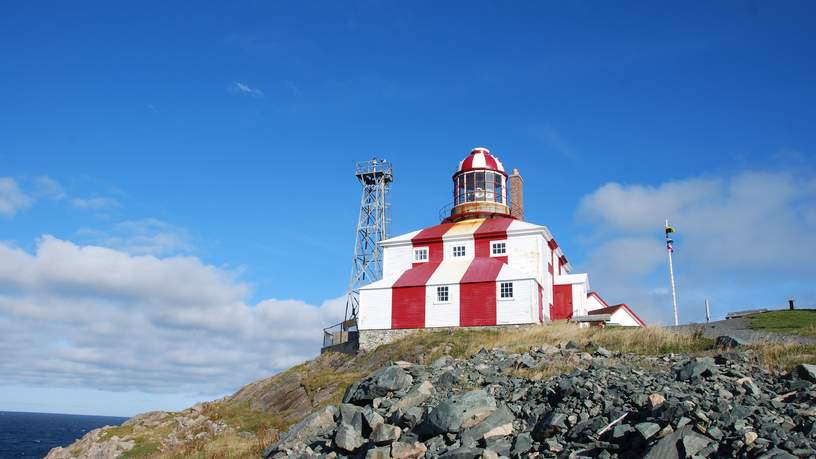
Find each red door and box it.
[552,285,573,320]
[460,282,497,326]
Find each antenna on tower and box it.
[344,158,393,325]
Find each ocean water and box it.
[0,411,129,459]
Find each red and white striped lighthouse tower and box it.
[448,147,510,222]
[355,146,644,347]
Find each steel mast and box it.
[343,158,393,327]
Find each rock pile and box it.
[263,344,816,459]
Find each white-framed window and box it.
[499,281,514,299]
[435,285,449,303]
[491,240,507,256]
[413,247,429,263]
[452,245,466,258]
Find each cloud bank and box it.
[577,170,816,324]
[0,236,344,396]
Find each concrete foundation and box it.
[358,329,418,352]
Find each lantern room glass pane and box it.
[495,175,503,203]
[475,172,485,201]
[458,176,465,205]
[453,176,458,205]
[485,172,495,201]
[465,173,474,202]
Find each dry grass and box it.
[119,438,161,459]
[204,401,287,434]
[381,322,713,362]
[748,342,816,370]
[99,424,134,441]
[160,429,278,459]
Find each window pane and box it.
[437,286,448,302]
[457,176,465,205]
[495,175,503,204]
[465,173,474,202]
[500,281,513,298]
[485,173,494,201]
[475,172,485,201]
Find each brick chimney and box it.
[509,168,524,220]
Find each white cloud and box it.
[0,176,119,215]
[0,177,33,216]
[78,219,190,256]
[229,81,264,98]
[576,170,816,324]
[70,196,120,210]
[31,176,66,200]
[0,236,345,395]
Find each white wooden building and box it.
[358,147,644,331]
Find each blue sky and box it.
[1,1,814,416]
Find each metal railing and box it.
[438,198,510,221]
[322,319,358,348]
[355,159,393,184]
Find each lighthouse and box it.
[449,147,510,222]
[356,147,643,349]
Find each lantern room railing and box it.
[438,199,511,222]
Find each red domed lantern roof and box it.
[457,147,506,176]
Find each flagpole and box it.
[666,218,679,326]
[705,299,711,323]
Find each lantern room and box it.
[448,147,511,222]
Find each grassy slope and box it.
[749,309,816,337]
[119,323,816,458]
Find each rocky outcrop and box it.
[46,428,135,459]
[44,351,365,459]
[228,365,312,422]
[45,403,233,459]
[263,345,816,458]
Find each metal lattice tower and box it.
[343,158,393,328]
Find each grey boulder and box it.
[370,423,401,445]
[532,412,568,440]
[460,405,514,445]
[420,390,497,436]
[794,363,816,382]
[676,357,718,380]
[715,335,747,348]
[334,422,365,452]
[343,365,414,404]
